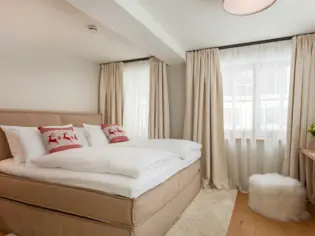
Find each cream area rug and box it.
[165,189,238,236]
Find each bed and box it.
[0,110,201,236]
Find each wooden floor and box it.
[1,193,315,236]
[227,193,315,236]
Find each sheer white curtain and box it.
[220,41,292,191]
[123,60,150,138]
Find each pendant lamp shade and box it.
[223,0,276,16]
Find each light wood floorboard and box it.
[227,193,315,236]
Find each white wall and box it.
[0,53,99,113]
[167,63,186,139]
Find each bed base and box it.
[0,172,201,236]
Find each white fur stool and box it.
[248,173,310,221]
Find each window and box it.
[123,61,150,138]
[220,41,292,191]
[220,41,291,139]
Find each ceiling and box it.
[0,0,149,63]
[1,0,315,64]
[139,0,315,50]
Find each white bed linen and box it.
[113,139,202,159]
[0,152,201,198]
[0,125,47,163]
[30,147,177,179]
[83,124,109,146]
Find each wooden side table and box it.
[301,148,315,161]
[301,148,315,203]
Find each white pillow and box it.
[74,127,89,147]
[83,124,109,147]
[1,125,47,163]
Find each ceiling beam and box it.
[66,0,185,64]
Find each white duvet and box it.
[30,146,177,179]
[113,139,202,159]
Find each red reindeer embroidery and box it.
[116,127,123,133]
[48,133,59,145]
[63,132,73,143]
[73,133,78,140]
[108,128,116,135]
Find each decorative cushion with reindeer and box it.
[101,124,129,143]
[38,125,82,153]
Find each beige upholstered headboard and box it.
[0,110,102,161]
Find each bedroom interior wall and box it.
[167,63,186,139]
[0,53,99,113]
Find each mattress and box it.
[0,152,200,198]
[0,159,201,226]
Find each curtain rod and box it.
[187,31,314,52]
[219,36,292,50]
[101,57,151,65]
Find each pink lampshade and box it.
[223,0,276,16]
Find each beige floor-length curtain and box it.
[282,34,315,203]
[148,57,170,139]
[99,62,124,125]
[183,49,229,189]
